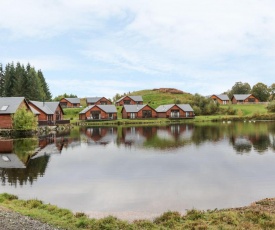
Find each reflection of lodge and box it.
[83,127,117,145]
[0,133,81,186]
[118,124,194,148]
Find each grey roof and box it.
[123,104,147,112]
[86,97,105,103]
[64,98,80,104]
[215,94,230,101]
[156,104,194,112]
[155,104,174,112]
[30,101,60,115]
[0,97,26,114]
[0,154,26,168]
[79,105,117,114]
[233,94,251,100]
[116,95,143,103]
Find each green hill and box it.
[128,88,194,109]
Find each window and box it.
[142,110,152,118]
[124,100,131,105]
[171,110,180,118]
[0,105,9,111]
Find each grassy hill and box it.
[129,88,194,109]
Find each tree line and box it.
[0,62,52,101]
[226,81,275,102]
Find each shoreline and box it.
[1,193,275,229]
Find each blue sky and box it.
[1,0,275,99]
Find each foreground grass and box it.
[2,193,275,229]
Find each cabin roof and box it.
[116,95,143,103]
[64,98,80,104]
[0,97,26,114]
[86,97,105,103]
[214,94,230,100]
[155,104,194,112]
[30,101,61,115]
[232,94,252,100]
[123,104,147,112]
[79,105,117,114]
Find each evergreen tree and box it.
[38,70,52,101]
[4,62,16,97]
[0,63,4,97]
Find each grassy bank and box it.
[64,103,275,126]
[1,193,275,229]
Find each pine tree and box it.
[38,70,52,101]
[0,63,4,97]
[4,62,16,97]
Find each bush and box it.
[12,108,37,130]
[267,101,275,112]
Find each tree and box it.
[229,82,251,98]
[267,100,275,112]
[53,93,78,101]
[4,62,16,97]
[191,94,219,115]
[37,70,52,101]
[251,82,270,102]
[0,63,4,97]
[269,83,275,101]
[12,108,37,130]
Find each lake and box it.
[1,121,275,220]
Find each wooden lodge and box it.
[86,97,112,106]
[231,94,259,104]
[79,105,117,120]
[29,101,69,126]
[155,104,195,119]
[0,97,33,129]
[116,96,143,106]
[60,98,80,108]
[210,94,230,105]
[122,104,157,119]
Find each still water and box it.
[1,121,275,219]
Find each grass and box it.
[2,193,275,229]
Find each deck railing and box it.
[38,120,70,126]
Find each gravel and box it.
[0,206,60,230]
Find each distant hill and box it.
[128,88,194,108]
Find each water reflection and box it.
[1,122,275,186]
[0,131,81,186]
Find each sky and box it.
[1,0,275,99]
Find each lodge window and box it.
[248,98,255,102]
[90,111,100,119]
[124,100,131,104]
[171,110,180,118]
[142,110,152,118]
[56,111,61,120]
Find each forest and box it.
[0,62,52,101]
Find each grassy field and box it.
[129,89,194,109]
[2,193,275,229]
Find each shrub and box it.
[267,101,275,112]
[12,108,37,130]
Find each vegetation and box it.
[267,101,275,112]
[12,108,37,131]
[2,193,275,229]
[53,93,78,101]
[0,62,52,101]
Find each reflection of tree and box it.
[1,155,50,186]
[251,135,270,154]
[232,137,252,154]
[13,138,38,164]
[191,124,226,145]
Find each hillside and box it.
[128,88,194,109]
